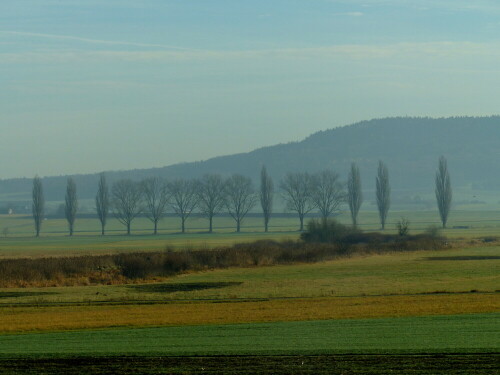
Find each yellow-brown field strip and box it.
[0,293,498,333]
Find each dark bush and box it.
[300,219,359,244]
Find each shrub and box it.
[300,219,359,244]
[396,217,410,236]
[0,225,449,287]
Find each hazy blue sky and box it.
[2,0,500,178]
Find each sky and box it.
[1,0,500,178]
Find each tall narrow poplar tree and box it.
[32,176,44,237]
[64,177,78,236]
[376,161,391,230]
[259,166,274,232]
[435,156,452,228]
[347,163,363,227]
[95,173,109,235]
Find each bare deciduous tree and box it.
[310,170,344,220]
[225,174,257,232]
[64,177,78,236]
[112,179,142,235]
[347,163,363,227]
[280,172,314,231]
[259,166,274,232]
[32,176,44,237]
[142,177,169,235]
[435,156,452,228]
[196,174,225,233]
[376,161,391,230]
[168,179,198,233]
[95,173,109,235]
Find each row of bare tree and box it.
[32,169,273,236]
[30,157,451,236]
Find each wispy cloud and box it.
[0,31,207,52]
[333,12,364,17]
[1,41,499,64]
[334,0,500,13]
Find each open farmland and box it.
[0,314,498,374]
[2,209,500,257]
[0,213,498,373]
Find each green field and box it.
[1,314,498,356]
[0,210,499,373]
[2,209,500,257]
[0,314,498,373]
[1,246,498,305]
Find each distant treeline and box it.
[25,156,452,236]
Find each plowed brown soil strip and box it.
[0,293,497,333]
[1,355,498,375]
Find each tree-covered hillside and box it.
[1,116,499,208]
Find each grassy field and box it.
[0,246,498,333]
[1,294,497,333]
[1,315,498,373]
[1,209,500,258]
[0,230,300,258]
[0,314,498,356]
[0,211,498,373]
[0,246,498,305]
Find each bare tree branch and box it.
[310,170,344,220]
[167,179,198,233]
[196,174,225,233]
[112,179,143,235]
[142,177,169,235]
[225,174,257,233]
[280,172,314,231]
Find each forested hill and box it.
[1,116,500,203]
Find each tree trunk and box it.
[154,221,158,235]
[101,224,105,236]
[209,217,213,233]
[69,224,73,236]
[127,222,131,235]
[181,217,185,233]
[299,215,304,231]
[264,218,268,233]
[236,219,240,233]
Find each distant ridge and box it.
[1,116,499,204]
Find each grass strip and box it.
[0,293,498,334]
[0,314,498,356]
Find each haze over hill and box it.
[1,116,499,211]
